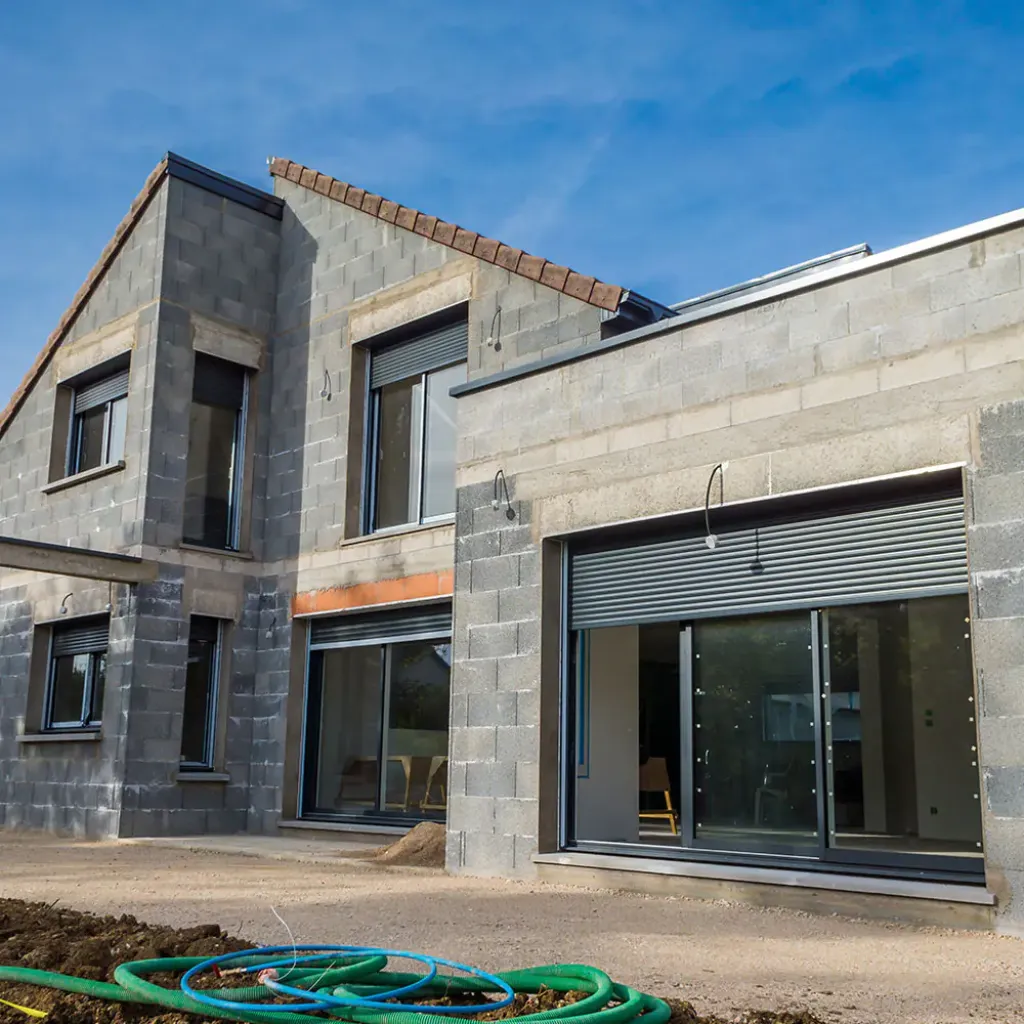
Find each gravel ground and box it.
[0,833,1022,1024]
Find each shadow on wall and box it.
[246,210,317,834]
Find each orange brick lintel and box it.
[292,570,454,617]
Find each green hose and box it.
[0,956,671,1024]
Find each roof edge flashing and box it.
[166,152,284,219]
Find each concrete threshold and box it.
[534,851,997,930]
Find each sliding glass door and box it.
[568,596,983,876]
[690,613,820,853]
[303,637,451,823]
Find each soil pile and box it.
[373,821,446,868]
[0,897,248,1023]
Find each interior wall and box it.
[909,598,981,844]
[575,625,639,843]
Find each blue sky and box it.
[1,1,1023,402]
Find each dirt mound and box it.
[0,898,249,1023]
[373,820,446,867]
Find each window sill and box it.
[342,518,455,548]
[179,543,253,560]
[41,461,125,494]
[17,731,102,744]
[176,771,231,783]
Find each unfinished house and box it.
[1,153,1023,934]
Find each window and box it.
[180,616,221,770]
[366,318,467,532]
[67,369,129,475]
[184,354,248,549]
[45,618,109,731]
[301,606,452,821]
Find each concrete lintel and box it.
[0,536,159,585]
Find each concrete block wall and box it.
[447,476,541,876]
[969,398,1024,934]
[452,222,1024,902]
[0,184,168,838]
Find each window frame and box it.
[183,356,250,551]
[65,374,129,477]
[299,616,453,824]
[364,358,465,535]
[43,621,109,732]
[179,617,223,771]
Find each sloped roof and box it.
[0,158,169,440]
[268,157,626,312]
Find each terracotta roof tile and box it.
[378,199,400,224]
[0,157,170,440]
[495,244,523,273]
[395,207,418,232]
[433,221,457,246]
[269,158,627,312]
[452,228,478,254]
[473,237,501,262]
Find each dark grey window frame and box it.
[183,354,250,551]
[299,604,453,824]
[180,616,222,771]
[44,618,110,732]
[361,312,468,535]
[66,369,130,477]
[559,483,987,885]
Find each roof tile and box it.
[518,254,546,282]
[495,244,523,272]
[540,262,571,291]
[452,228,478,254]
[269,158,627,313]
[563,272,597,303]
[433,221,457,246]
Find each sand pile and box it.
[373,821,446,867]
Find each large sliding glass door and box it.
[301,608,452,824]
[569,596,983,878]
[690,613,820,853]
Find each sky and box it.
[1,1,1023,402]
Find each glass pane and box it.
[106,397,128,463]
[313,646,384,814]
[184,402,239,548]
[73,407,107,473]
[382,640,451,819]
[374,377,422,529]
[87,653,106,726]
[826,596,982,857]
[693,613,818,847]
[50,654,89,726]
[422,363,464,519]
[181,635,217,765]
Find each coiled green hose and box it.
[0,956,671,1024]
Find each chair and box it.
[639,757,677,835]
[420,756,448,811]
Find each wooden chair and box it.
[639,757,678,835]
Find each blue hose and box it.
[180,945,516,1016]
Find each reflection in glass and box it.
[74,406,107,473]
[181,620,219,768]
[692,613,818,847]
[184,403,239,548]
[826,596,982,857]
[50,654,90,726]
[422,364,463,519]
[375,377,422,529]
[313,646,385,814]
[383,641,451,818]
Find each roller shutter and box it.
[309,603,452,649]
[73,370,129,414]
[570,494,968,630]
[369,322,468,390]
[51,618,110,657]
